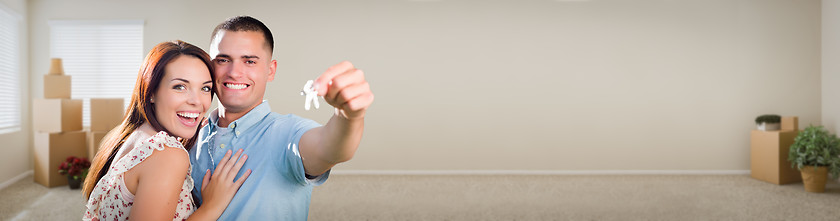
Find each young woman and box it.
[82,40,251,220]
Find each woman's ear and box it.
[150,96,155,103]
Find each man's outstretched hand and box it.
[313,61,374,120]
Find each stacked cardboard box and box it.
[33,58,88,187]
[750,116,802,185]
[33,131,87,187]
[88,98,124,158]
[44,58,71,99]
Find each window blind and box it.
[0,4,22,133]
[49,20,143,128]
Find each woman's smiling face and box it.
[152,55,213,139]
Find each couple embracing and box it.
[81,16,373,220]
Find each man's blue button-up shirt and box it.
[188,101,328,220]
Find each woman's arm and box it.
[128,147,191,220]
[128,147,249,220]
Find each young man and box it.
[188,16,373,219]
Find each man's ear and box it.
[267,59,277,82]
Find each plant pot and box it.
[67,176,81,189]
[756,122,780,131]
[800,166,828,193]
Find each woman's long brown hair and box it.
[83,40,215,199]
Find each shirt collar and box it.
[208,100,272,138]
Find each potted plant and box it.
[755,114,781,131]
[788,125,840,192]
[58,156,91,189]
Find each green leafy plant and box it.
[788,125,840,178]
[755,114,781,124]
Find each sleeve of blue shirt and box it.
[280,114,330,186]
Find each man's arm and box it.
[299,61,374,176]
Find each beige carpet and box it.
[0,175,86,220]
[1,174,838,220]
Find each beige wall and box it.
[0,0,30,185]
[25,0,821,173]
[824,0,840,182]
[825,0,840,134]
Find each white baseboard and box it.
[0,170,33,191]
[331,170,751,175]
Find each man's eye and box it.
[246,60,256,65]
[214,59,230,64]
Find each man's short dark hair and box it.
[211,16,274,55]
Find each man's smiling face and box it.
[209,30,276,114]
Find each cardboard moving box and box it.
[33,99,82,133]
[34,131,87,187]
[87,131,108,159]
[750,130,802,185]
[90,98,125,131]
[781,116,798,131]
[44,75,71,99]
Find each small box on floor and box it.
[32,99,83,133]
[33,131,88,187]
[90,98,125,131]
[750,130,802,185]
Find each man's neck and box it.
[216,103,261,128]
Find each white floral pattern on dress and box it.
[83,131,195,221]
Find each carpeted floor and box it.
[0,174,86,220]
[1,174,839,220]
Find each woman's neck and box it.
[137,122,158,136]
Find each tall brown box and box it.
[87,131,108,159]
[90,98,124,131]
[44,75,71,99]
[750,130,802,185]
[32,99,82,133]
[33,131,88,187]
